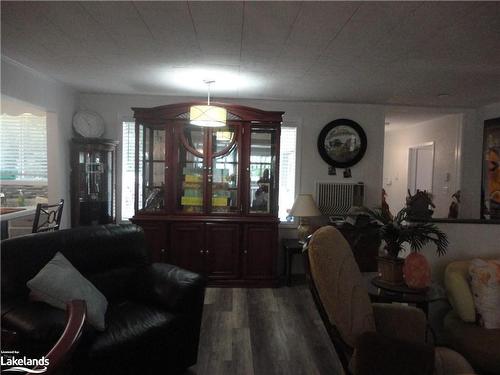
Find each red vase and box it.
[403,252,431,289]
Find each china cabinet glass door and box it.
[249,127,277,214]
[78,150,113,223]
[140,126,165,211]
[71,138,117,227]
[177,126,205,213]
[210,127,240,213]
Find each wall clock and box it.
[317,119,367,168]
[73,110,105,138]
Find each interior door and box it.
[408,143,434,194]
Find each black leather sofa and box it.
[1,224,206,375]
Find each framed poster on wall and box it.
[481,117,500,219]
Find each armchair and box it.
[305,226,474,375]
[1,224,206,375]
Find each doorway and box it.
[408,142,434,195]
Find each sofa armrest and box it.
[138,263,206,314]
[372,303,427,343]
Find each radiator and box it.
[315,182,364,217]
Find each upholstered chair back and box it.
[307,226,376,348]
[1,224,149,304]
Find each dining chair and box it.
[32,199,64,233]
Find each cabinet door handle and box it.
[160,248,166,262]
[200,250,204,254]
[206,250,209,254]
[244,250,248,254]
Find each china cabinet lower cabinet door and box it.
[243,224,277,279]
[170,223,205,274]
[140,222,167,263]
[205,223,240,280]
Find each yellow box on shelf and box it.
[212,197,229,207]
[181,196,203,206]
[185,175,202,183]
[183,182,202,189]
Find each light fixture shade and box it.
[290,194,322,217]
[190,105,227,127]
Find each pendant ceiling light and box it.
[190,80,227,127]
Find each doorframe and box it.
[407,141,435,195]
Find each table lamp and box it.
[290,194,322,243]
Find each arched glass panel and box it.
[178,126,204,212]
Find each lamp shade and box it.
[190,105,227,127]
[290,194,322,217]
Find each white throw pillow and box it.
[469,258,500,329]
[27,252,108,331]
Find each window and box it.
[121,121,137,221]
[121,121,144,220]
[278,127,297,222]
[0,113,47,183]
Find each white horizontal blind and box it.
[0,113,47,182]
[121,121,136,220]
[279,127,297,221]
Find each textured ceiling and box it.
[385,107,462,130]
[2,1,500,108]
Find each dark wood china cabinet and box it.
[131,102,283,287]
[70,138,118,227]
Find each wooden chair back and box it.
[32,199,64,233]
[29,300,86,375]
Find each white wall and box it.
[79,93,387,221]
[458,110,483,218]
[478,101,500,122]
[1,57,77,228]
[383,114,461,217]
[424,223,500,284]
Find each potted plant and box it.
[351,207,448,285]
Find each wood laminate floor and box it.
[185,285,344,375]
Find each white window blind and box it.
[279,127,297,221]
[121,121,136,220]
[0,113,47,182]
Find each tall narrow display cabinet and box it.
[70,138,118,227]
[130,102,283,287]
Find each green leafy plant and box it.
[350,207,448,258]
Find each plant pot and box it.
[377,256,405,285]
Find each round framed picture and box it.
[317,119,367,168]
